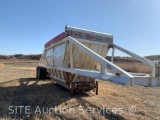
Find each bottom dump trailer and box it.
[37,26,160,95]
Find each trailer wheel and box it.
[38,67,44,79]
[37,67,47,80]
[36,67,40,79]
[36,67,39,79]
[42,67,47,79]
[96,81,98,95]
[71,82,75,96]
[37,67,42,79]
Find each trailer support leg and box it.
[96,81,98,95]
[70,75,78,96]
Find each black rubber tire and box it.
[36,67,47,80]
[37,67,42,80]
[36,67,39,79]
[42,67,47,79]
[38,67,40,79]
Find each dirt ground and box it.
[0,61,160,120]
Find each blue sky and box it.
[0,0,160,56]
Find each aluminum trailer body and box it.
[37,26,160,95]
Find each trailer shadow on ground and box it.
[0,78,125,120]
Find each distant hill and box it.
[145,55,160,61]
[0,54,41,61]
[0,54,160,62]
[106,55,160,62]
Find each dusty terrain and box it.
[0,61,160,120]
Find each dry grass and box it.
[0,61,159,120]
[0,63,5,69]
[14,67,36,71]
[115,62,152,73]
